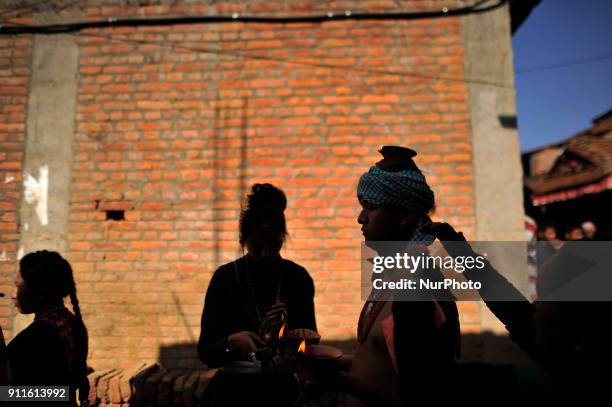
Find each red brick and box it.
[136,100,173,110]
[101,83,133,93]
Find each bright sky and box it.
[512,0,612,152]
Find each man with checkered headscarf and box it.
[335,146,460,407]
[357,145,436,244]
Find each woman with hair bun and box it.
[198,183,317,406]
[8,250,89,406]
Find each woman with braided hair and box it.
[8,250,89,406]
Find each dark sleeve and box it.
[197,267,240,368]
[285,265,317,331]
[463,259,538,360]
[8,322,68,386]
[481,301,537,361]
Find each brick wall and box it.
[3,0,480,370]
[0,29,31,339]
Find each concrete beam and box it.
[461,2,530,356]
[13,9,81,336]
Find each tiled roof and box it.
[524,109,612,198]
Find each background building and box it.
[1,0,536,374]
[523,109,612,238]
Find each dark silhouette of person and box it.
[0,303,10,385]
[8,250,89,406]
[563,222,585,241]
[581,221,597,240]
[197,183,317,406]
[333,146,460,407]
[423,222,612,399]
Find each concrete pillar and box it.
[462,2,531,362]
[13,9,81,336]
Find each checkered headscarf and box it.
[357,165,435,243]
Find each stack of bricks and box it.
[85,362,217,407]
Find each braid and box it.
[69,289,82,321]
[68,270,89,403]
[66,263,87,364]
[57,255,82,321]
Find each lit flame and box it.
[298,339,306,353]
[278,323,286,339]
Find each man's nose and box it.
[357,209,367,225]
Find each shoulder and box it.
[13,320,60,340]
[214,259,238,275]
[8,321,62,353]
[209,259,241,285]
[281,258,309,274]
[281,259,313,283]
[202,261,241,301]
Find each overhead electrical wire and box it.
[10,1,604,77]
[0,14,517,89]
[0,1,518,88]
[0,0,506,34]
[77,28,517,89]
[515,52,612,74]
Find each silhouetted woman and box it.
[198,183,317,406]
[8,251,89,406]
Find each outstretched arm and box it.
[423,223,539,361]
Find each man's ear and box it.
[399,212,417,229]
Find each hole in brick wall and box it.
[105,210,125,221]
[97,200,133,221]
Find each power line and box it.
[0,0,506,34]
[72,27,514,90]
[2,16,516,89]
[0,1,514,89]
[515,52,612,74]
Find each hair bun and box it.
[247,183,287,212]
